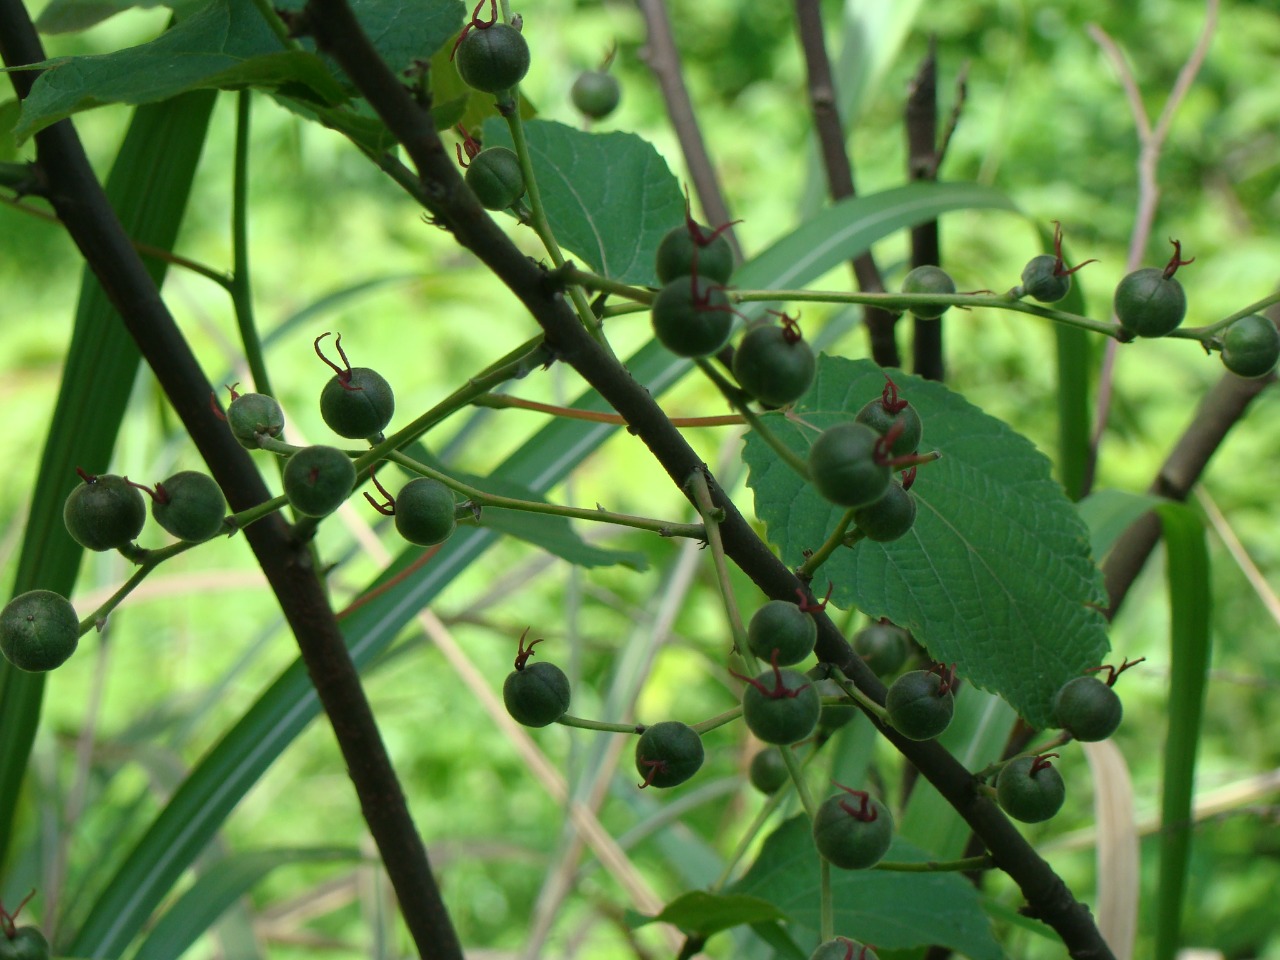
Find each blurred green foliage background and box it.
[2,0,1278,957]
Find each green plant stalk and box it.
[685,470,752,669]
[831,674,889,723]
[555,715,641,734]
[689,707,743,735]
[874,854,993,873]
[694,359,810,478]
[501,105,606,344]
[797,510,856,579]
[230,92,273,397]
[1175,290,1280,337]
[777,743,829,938]
[560,265,656,305]
[385,449,705,539]
[711,781,792,890]
[75,540,200,634]
[1153,504,1212,960]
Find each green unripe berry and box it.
[394,477,457,547]
[503,660,571,727]
[282,445,356,518]
[571,70,621,119]
[650,275,733,357]
[226,392,284,448]
[63,473,147,551]
[885,668,955,740]
[855,395,922,457]
[996,755,1066,823]
[851,622,909,678]
[809,938,879,960]
[465,147,525,211]
[748,748,789,795]
[746,600,816,666]
[1,590,80,673]
[1114,268,1186,337]
[1052,675,1123,742]
[1019,254,1071,303]
[901,265,955,319]
[1220,314,1280,378]
[655,224,734,285]
[152,471,226,542]
[807,422,891,508]
[455,23,530,94]
[635,721,704,788]
[812,790,893,869]
[851,481,916,543]
[321,368,395,441]
[732,324,816,407]
[741,668,820,745]
[0,926,51,960]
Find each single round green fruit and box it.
[811,791,893,869]
[651,275,733,357]
[635,721,704,788]
[465,147,525,210]
[282,445,356,518]
[855,396,922,457]
[748,748,789,795]
[807,422,891,508]
[1221,314,1280,378]
[809,938,880,960]
[851,481,916,542]
[455,22,530,93]
[394,478,457,546]
[63,473,147,551]
[1052,675,1123,742]
[851,622,909,678]
[1019,254,1071,303]
[1,590,80,673]
[996,755,1066,823]
[885,669,954,740]
[655,224,734,285]
[571,70,621,119]
[503,660,571,727]
[1114,268,1186,337]
[227,392,284,448]
[732,325,816,407]
[321,367,395,441]
[152,471,226,542]
[741,668,820,745]
[746,600,817,666]
[0,926,50,960]
[901,265,955,319]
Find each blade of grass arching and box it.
[0,91,215,869]
[132,847,359,960]
[1152,503,1212,960]
[69,183,1020,956]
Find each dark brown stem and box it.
[1103,368,1273,617]
[793,0,900,368]
[634,0,742,262]
[300,3,1116,953]
[906,39,944,382]
[0,8,461,960]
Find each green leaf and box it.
[1153,503,1212,960]
[16,0,347,140]
[742,354,1110,727]
[630,891,787,937]
[133,848,358,960]
[35,0,207,34]
[1077,488,1165,563]
[276,0,465,78]
[730,815,1003,959]
[481,118,686,285]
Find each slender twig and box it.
[1082,1,1220,496]
[471,393,744,427]
[792,0,899,368]
[634,0,742,261]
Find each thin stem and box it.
[385,449,706,539]
[690,707,743,735]
[76,541,199,632]
[230,91,273,396]
[819,858,833,942]
[796,510,856,580]
[559,265,656,304]
[556,715,641,734]
[248,0,299,48]
[875,854,993,873]
[779,745,817,818]
[685,469,751,666]
[471,394,744,427]
[712,780,792,890]
[694,359,810,478]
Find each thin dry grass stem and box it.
[1083,740,1139,960]
[1195,487,1280,628]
